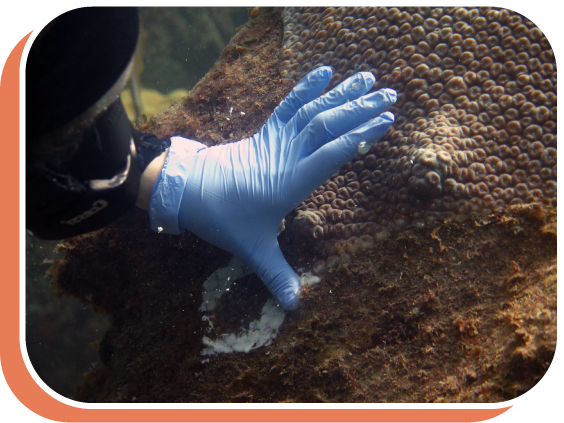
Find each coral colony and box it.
[280,7,556,270]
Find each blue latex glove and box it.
[149,66,396,310]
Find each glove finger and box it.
[295,88,397,158]
[299,112,395,188]
[289,71,375,135]
[270,66,333,127]
[247,241,301,311]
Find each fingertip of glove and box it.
[276,282,300,310]
[267,271,301,310]
[359,71,376,88]
[383,88,397,103]
[279,294,300,311]
[381,111,395,122]
[309,66,333,85]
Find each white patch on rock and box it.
[201,299,285,355]
[199,257,252,312]
[299,272,321,287]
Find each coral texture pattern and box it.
[280,7,556,254]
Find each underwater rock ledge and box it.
[48,8,556,402]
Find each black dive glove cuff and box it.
[135,129,171,171]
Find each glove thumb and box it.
[246,239,301,311]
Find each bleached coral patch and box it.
[201,299,285,355]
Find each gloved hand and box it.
[149,66,396,310]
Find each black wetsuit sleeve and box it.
[134,129,172,172]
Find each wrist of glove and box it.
[149,66,397,310]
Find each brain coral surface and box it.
[280,7,556,254]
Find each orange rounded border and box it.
[0,32,511,422]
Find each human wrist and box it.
[147,137,207,234]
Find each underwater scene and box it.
[27,7,556,402]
